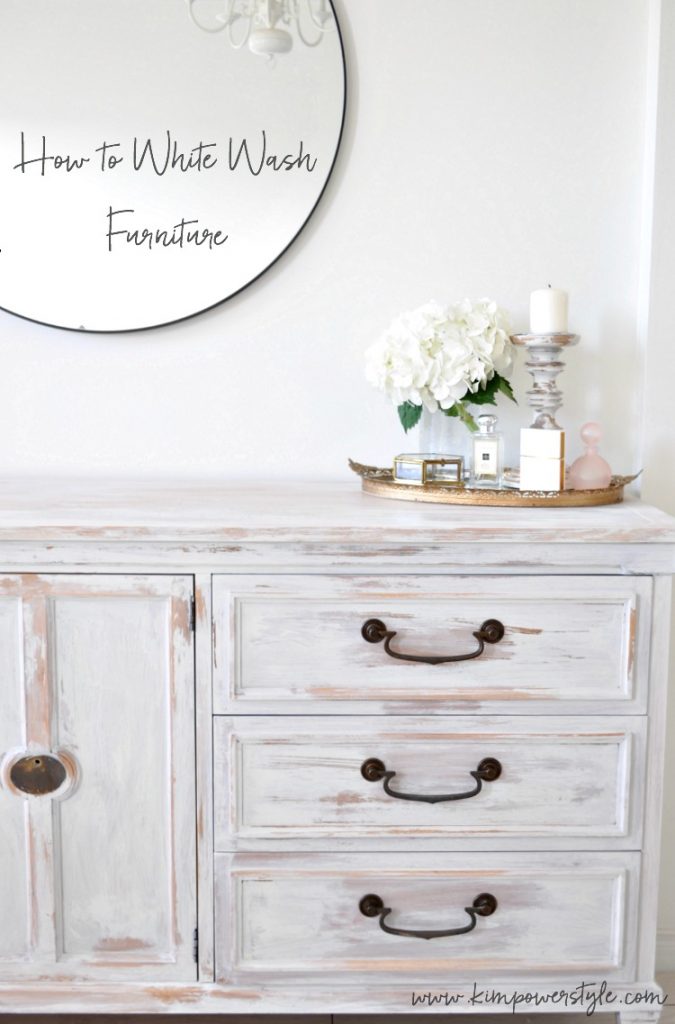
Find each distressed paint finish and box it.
[194,574,215,981]
[0,594,30,961]
[212,575,651,714]
[0,483,669,581]
[213,716,644,849]
[0,1017,330,1024]
[636,576,673,980]
[0,480,671,549]
[0,575,197,982]
[0,1018,329,1024]
[0,485,671,1017]
[0,980,667,1015]
[214,851,639,982]
[0,540,674,575]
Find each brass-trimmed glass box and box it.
[393,453,465,487]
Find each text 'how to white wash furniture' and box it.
[0,479,673,1020]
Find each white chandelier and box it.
[186,0,334,57]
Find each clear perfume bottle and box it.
[472,414,504,487]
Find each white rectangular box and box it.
[520,427,565,489]
[520,427,565,458]
[520,454,565,490]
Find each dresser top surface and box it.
[0,477,672,547]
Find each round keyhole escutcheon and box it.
[7,753,68,796]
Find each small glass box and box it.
[393,453,464,487]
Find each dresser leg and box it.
[619,1005,665,1024]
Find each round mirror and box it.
[0,0,345,332]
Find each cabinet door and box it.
[0,574,196,981]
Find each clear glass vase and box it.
[418,408,471,471]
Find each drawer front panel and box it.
[214,716,644,848]
[212,575,650,713]
[215,852,638,981]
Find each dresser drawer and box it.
[215,851,639,981]
[214,716,644,849]
[212,575,650,713]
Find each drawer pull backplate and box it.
[360,756,502,803]
[359,891,497,940]
[361,617,505,664]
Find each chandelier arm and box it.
[187,0,332,48]
[227,11,254,48]
[185,0,229,33]
[305,0,333,32]
[295,18,325,46]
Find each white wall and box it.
[0,0,651,479]
[0,0,673,967]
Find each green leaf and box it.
[467,376,500,406]
[397,402,423,432]
[464,373,517,409]
[496,376,517,403]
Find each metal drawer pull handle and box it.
[360,756,502,803]
[359,892,497,940]
[361,617,505,664]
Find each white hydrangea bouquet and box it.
[365,297,516,432]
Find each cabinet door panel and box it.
[0,575,196,982]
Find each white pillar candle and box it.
[529,286,568,334]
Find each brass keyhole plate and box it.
[9,754,67,795]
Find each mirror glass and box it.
[0,0,345,332]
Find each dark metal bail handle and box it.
[361,617,505,664]
[361,756,502,803]
[359,892,497,940]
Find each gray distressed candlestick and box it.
[510,332,580,429]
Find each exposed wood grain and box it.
[0,980,667,1015]
[213,575,651,714]
[214,851,639,982]
[0,488,672,1015]
[214,715,645,849]
[0,480,671,552]
[0,575,197,982]
[636,576,673,980]
[194,574,215,981]
[0,1018,328,1024]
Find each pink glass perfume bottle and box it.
[567,422,612,490]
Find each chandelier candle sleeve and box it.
[529,287,569,334]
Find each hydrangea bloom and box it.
[365,298,515,430]
[366,298,513,413]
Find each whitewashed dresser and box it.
[0,479,673,1020]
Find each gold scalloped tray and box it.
[349,460,639,508]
